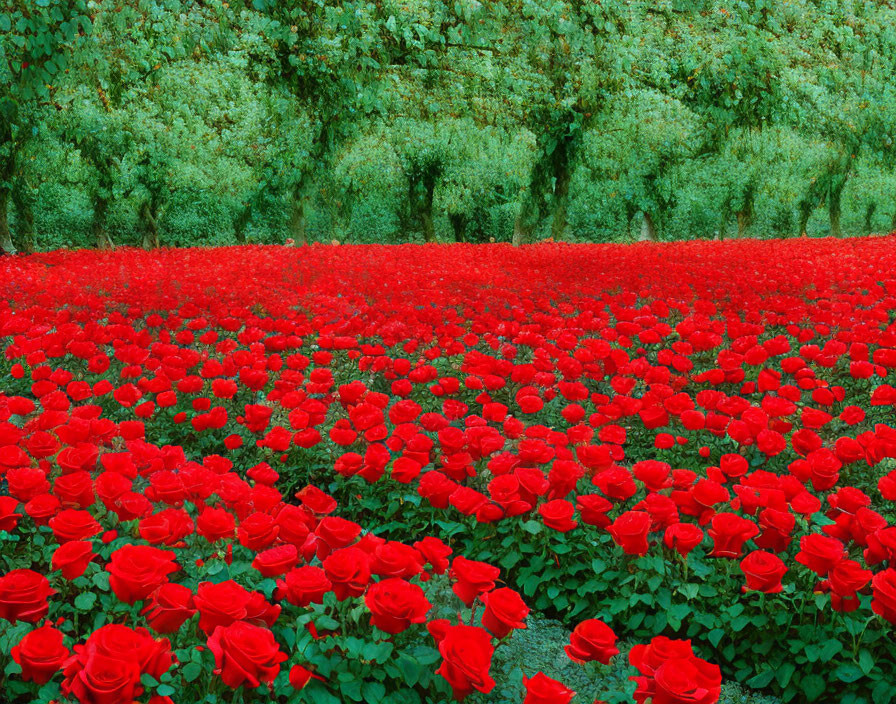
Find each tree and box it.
[0,0,91,253]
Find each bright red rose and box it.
[11,624,70,683]
[428,621,495,700]
[449,556,500,606]
[608,511,651,556]
[364,577,432,634]
[479,587,529,639]
[872,569,896,625]
[107,544,179,604]
[739,550,787,593]
[565,619,618,665]
[0,569,55,622]
[276,566,332,607]
[795,533,846,577]
[141,583,196,633]
[253,544,299,578]
[522,672,576,704]
[207,621,287,689]
[707,513,758,558]
[323,547,371,600]
[538,499,578,532]
[51,540,96,580]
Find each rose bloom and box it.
[51,540,96,580]
[565,619,619,665]
[479,587,529,639]
[449,556,500,606]
[276,566,332,608]
[141,583,196,633]
[207,621,287,689]
[364,578,432,634]
[427,620,496,700]
[0,569,56,623]
[11,624,71,683]
[107,544,179,604]
[523,672,576,704]
[740,550,788,593]
[608,511,651,556]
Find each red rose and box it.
[740,550,787,593]
[707,513,758,558]
[0,569,55,622]
[141,583,196,633]
[323,547,371,600]
[565,619,618,665]
[608,511,651,556]
[828,559,872,612]
[196,506,236,543]
[11,624,70,683]
[49,508,102,544]
[795,533,846,576]
[370,541,425,579]
[0,495,23,531]
[523,672,576,704]
[52,540,96,580]
[872,568,896,624]
[629,637,721,704]
[208,621,287,689]
[480,587,529,639]
[252,544,299,578]
[194,580,251,634]
[413,536,453,574]
[428,621,495,700]
[289,663,326,690]
[53,471,95,509]
[449,556,500,606]
[276,566,332,607]
[316,515,361,553]
[538,499,578,532]
[364,577,432,634]
[576,494,612,528]
[238,511,279,551]
[107,544,179,604]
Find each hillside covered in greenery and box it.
[2,0,896,249]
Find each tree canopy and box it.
[3,0,896,250]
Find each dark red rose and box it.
[49,508,102,544]
[207,621,287,689]
[364,577,432,634]
[289,663,326,690]
[629,637,721,704]
[565,619,618,665]
[0,495,23,531]
[11,624,70,684]
[538,499,578,532]
[107,545,179,604]
[370,541,425,580]
[196,506,236,543]
[413,536,453,575]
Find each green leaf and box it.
[181,662,202,683]
[859,649,875,675]
[74,592,97,610]
[834,664,864,684]
[747,669,775,689]
[802,674,826,701]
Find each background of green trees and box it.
[3,0,896,251]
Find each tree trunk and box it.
[421,172,436,243]
[717,210,728,240]
[449,213,466,243]
[638,211,657,241]
[234,203,251,244]
[0,188,14,254]
[736,210,749,238]
[864,202,877,235]
[550,143,572,241]
[289,187,307,245]
[798,202,812,238]
[512,213,534,246]
[93,196,114,249]
[829,183,844,238]
[140,200,160,249]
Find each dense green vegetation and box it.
[3,0,896,250]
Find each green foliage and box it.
[4,1,896,249]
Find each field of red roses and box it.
[1,239,895,704]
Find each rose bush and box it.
[1,239,896,702]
